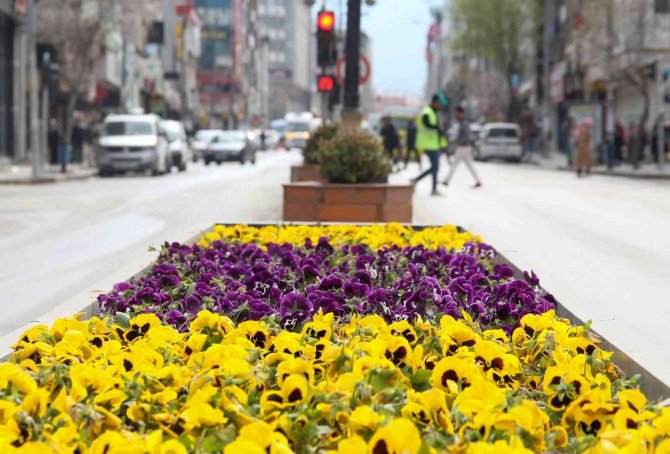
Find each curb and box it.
[555,166,670,181]
[0,171,98,185]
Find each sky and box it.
[358,0,442,98]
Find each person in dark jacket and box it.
[403,119,421,169]
[71,122,84,163]
[380,116,400,170]
[48,119,62,165]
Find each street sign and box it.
[335,55,371,85]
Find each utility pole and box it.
[656,60,665,170]
[341,0,362,131]
[28,0,42,177]
[260,35,269,129]
[605,0,617,169]
[13,24,27,163]
[228,9,236,130]
[542,0,555,156]
[41,52,51,173]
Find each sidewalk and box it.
[530,152,670,180]
[0,163,98,185]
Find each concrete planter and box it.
[290,164,323,182]
[283,182,413,223]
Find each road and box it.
[0,150,300,335]
[403,158,670,391]
[1,151,669,391]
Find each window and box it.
[656,0,670,13]
[104,121,154,136]
[487,127,519,139]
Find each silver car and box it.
[475,123,524,162]
[97,114,170,176]
[204,130,256,165]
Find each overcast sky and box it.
[360,0,442,98]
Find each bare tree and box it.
[36,0,159,145]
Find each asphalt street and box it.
[0,150,301,335]
[1,150,669,389]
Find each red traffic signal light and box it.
[318,75,335,92]
[317,11,335,32]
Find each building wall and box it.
[259,0,311,120]
[0,8,17,161]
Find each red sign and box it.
[317,75,335,92]
[317,11,335,32]
[176,0,193,16]
[335,55,371,85]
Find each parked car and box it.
[162,120,191,172]
[204,130,256,165]
[191,129,221,162]
[97,114,170,176]
[475,123,524,162]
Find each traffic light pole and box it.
[341,0,362,131]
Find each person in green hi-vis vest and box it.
[411,94,447,196]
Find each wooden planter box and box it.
[290,164,323,182]
[283,182,413,223]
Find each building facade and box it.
[258,0,311,121]
[0,0,28,163]
[542,0,670,161]
[194,0,246,127]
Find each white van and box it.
[97,114,170,176]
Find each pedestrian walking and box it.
[575,118,594,177]
[411,94,446,195]
[403,119,421,169]
[380,116,400,171]
[442,106,482,188]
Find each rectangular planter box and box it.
[290,164,323,182]
[283,182,414,223]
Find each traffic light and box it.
[317,10,337,67]
[317,75,335,92]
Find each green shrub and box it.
[302,123,339,165]
[318,131,392,184]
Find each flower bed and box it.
[2,224,668,453]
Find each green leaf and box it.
[114,312,131,329]
[410,369,433,391]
